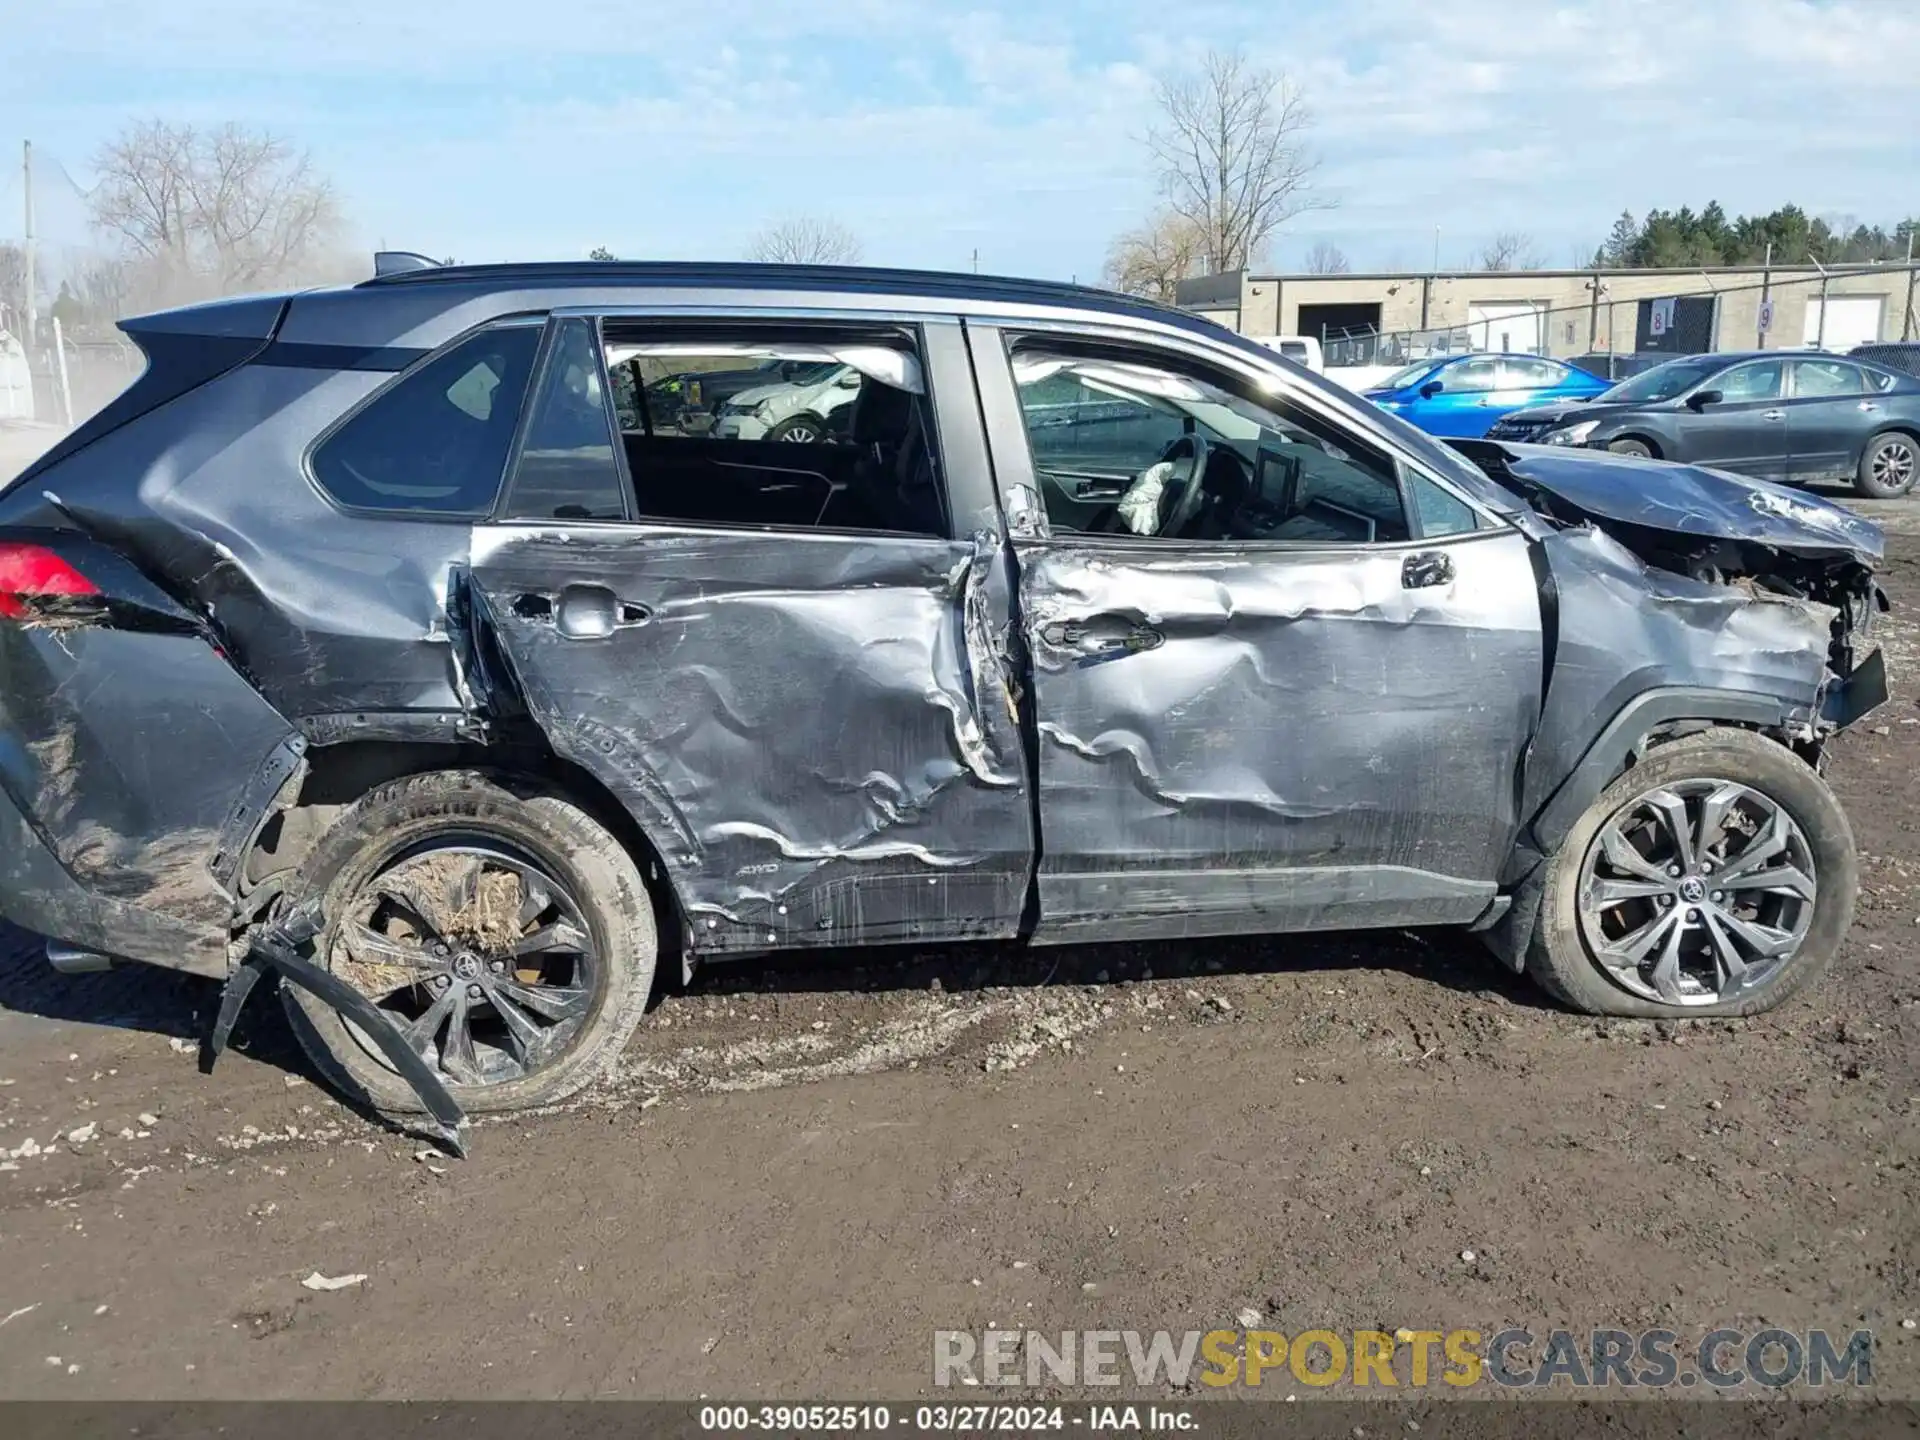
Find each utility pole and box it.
[1812,256,1831,350]
[971,248,978,275]
[1904,231,1915,342]
[21,140,36,351]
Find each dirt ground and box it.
[0,490,1917,1404]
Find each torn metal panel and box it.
[467,522,1035,952]
[1016,530,1544,939]
[1516,525,1838,861]
[0,623,299,975]
[1457,440,1885,564]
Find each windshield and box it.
[1599,357,1722,403]
[1378,360,1441,392]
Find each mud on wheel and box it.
[1528,727,1856,1018]
[279,772,658,1114]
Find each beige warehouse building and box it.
[1176,262,1919,362]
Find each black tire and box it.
[278,771,657,1115]
[1607,436,1656,459]
[767,414,823,443]
[1855,431,1918,499]
[1527,728,1855,1018]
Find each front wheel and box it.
[1527,728,1855,1017]
[767,414,823,443]
[279,771,657,1115]
[1607,437,1656,459]
[1856,431,1918,499]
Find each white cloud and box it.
[12,0,1919,277]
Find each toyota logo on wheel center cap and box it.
[451,953,481,980]
[1679,876,1707,904]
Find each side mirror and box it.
[1687,389,1723,410]
[1419,380,1444,398]
[833,371,861,389]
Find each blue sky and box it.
[7,0,1919,281]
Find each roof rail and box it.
[372,250,443,278]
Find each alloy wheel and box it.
[1576,779,1816,1006]
[780,422,819,442]
[331,840,598,1086]
[1872,438,1915,491]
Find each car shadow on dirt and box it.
[0,921,313,1072]
[658,922,1550,1013]
[0,916,1548,1060]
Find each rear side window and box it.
[504,319,628,521]
[311,323,542,514]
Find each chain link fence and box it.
[0,321,143,430]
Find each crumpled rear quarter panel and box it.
[0,623,298,973]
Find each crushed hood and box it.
[1452,439,1884,564]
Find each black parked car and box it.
[1565,351,1685,383]
[1488,350,1920,497]
[0,258,1888,1142]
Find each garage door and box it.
[1467,302,1544,354]
[1803,296,1884,350]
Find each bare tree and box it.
[1304,240,1351,274]
[1147,47,1326,275]
[1478,231,1542,272]
[1102,211,1206,303]
[746,216,864,266]
[87,120,341,304]
[588,246,617,261]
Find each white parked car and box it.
[713,362,861,442]
[1251,334,1324,373]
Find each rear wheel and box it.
[1607,436,1656,459]
[279,771,657,1114]
[1856,431,1918,499]
[1527,728,1854,1017]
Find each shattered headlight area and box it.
[1456,441,1889,740]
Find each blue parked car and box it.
[1367,353,1611,438]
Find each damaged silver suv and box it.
[0,258,1888,1141]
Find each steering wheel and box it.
[1153,431,1212,538]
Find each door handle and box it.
[1761,409,1786,421]
[1041,614,1165,657]
[1073,478,1130,500]
[1859,401,1880,412]
[1402,551,1455,590]
[515,584,651,641]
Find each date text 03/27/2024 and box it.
[697,1404,1193,1432]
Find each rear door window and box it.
[1790,359,1866,398]
[597,325,948,536]
[311,322,542,514]
[1497,357,1563,389]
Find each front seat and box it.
[839,379,944,535]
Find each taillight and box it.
[0,542,102,620]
